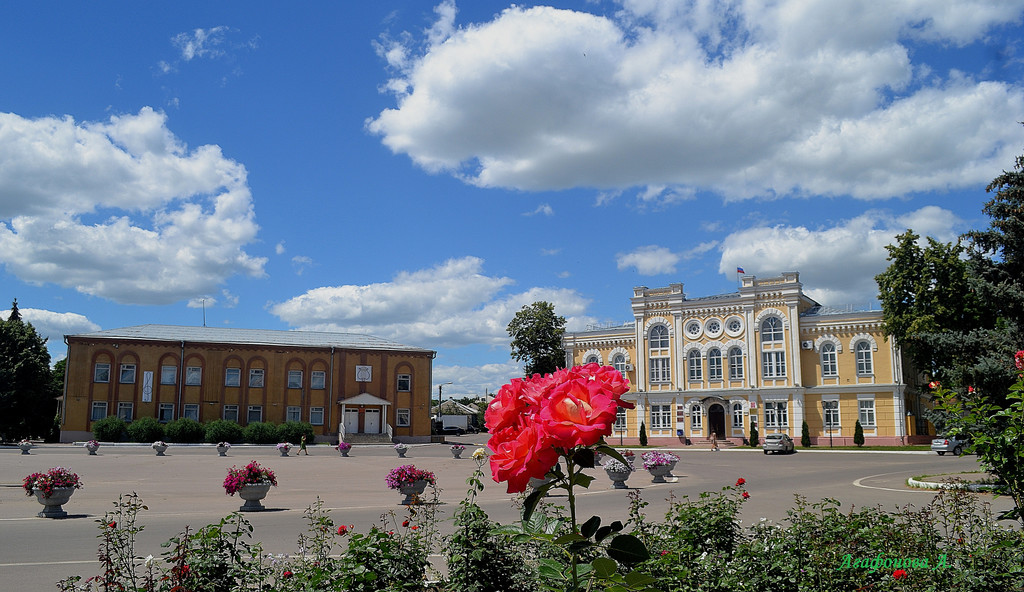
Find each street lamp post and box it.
[437,381,453,428]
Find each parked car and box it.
[763,433,795,455]
[440,426,465,436]
[931,435,969,456]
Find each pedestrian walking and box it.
[300,434,309,455]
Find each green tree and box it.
[638,421,648,447]
[0,300,59,441]
[853,419,865,447]
[749,423,759,448]
[800,420,811,448]
[507,301,566,376]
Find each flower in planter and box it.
[276,442,291,451]
[640,451,678,469]
[86,440,100,447]
[394,443,408,451]
[23,467,82,498]
[217,442,232,449]
[385,464,436,489]
[603,458,634,473]
[151,441,167,449]
[337,442,352,451]
[450,444,465,451]
[223,461,278,495]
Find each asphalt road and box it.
[1,440,1008,591]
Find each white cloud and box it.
[432,360,523,400]
[275,241,286,255]
[717,206,962,304]
[270,256,594,348]
[0,108,266,305]
[173,27,229,61]
[524,203,554,216]
[368,1,1024,202]
[616,245,681,275]
[291,255,313,275]
[0,307,101,361]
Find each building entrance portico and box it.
[338,393,392,441]
[708,403,726,438]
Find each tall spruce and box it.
[0,300,60,441]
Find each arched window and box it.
[585,355,599,365]
[732,402,744,428]
[761,317,784,343]
[728,347,744,379]
[708,348,723,381]
[649,325,670,383]
[856,341,873,375]
[612,354,627,374]
[821,343,838,377]
[688,350,702,381]
[691,404,703,429]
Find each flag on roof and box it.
[736,267,745,274]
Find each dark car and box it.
[763,433,795,454]
[440,426,465,436]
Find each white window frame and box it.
[397,374,411,392]
[119,364,137,384]
[183,404,200,421]
[310,407,325,426]
[311,370,326,390]
[396,408,411,427]
[223,404,239,422]
[612,354,627,374]
[728,347,744,380]
[650,404,672,430]
[858,398,876,427]
[690,404,703,429]
[94,363,111,383]
[249,368,265,388]
[688,350,702,382]
[91,401,107,421]
[288,370,303,389]
[821,343,838,377]
[708,348,723,381]
[855,341,874,376]
[158,403,174,423]
[762,351,786,379]
[823,400,840,430]
[247,405,263,423]
[160,365,177,385]
[765,400,788,428]
[185,366,202,386]
[614,407,626,430]
[225,368,241,387]
[117,402,134,421]
[649,357,671,383]
[761,317,784,343]
[732,402,744,428]
[286,406,302,422]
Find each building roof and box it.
[68,324,435,354]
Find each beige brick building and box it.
[60,325,435,443]
[563,273,930,447]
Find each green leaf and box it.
[575,448,595,468]
[623,570,658,586]
[595,525,614,542]
[574,472,595,489]
[607,534,651,565]
[522,485,548,522]
[592,557,618,578]
[553,532,586,545]
[581,515,601,539]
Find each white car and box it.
[931,435,969,456]
[763,433,795,454]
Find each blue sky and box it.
[2,1,1023,398]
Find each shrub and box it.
[854,419,865,447]
[126,417,165,443]
[749,424,759,447]
[204,420,243,444]
[92,416,127,442]
[801,420,811,447]
[243,421,279,444]
[277,421,314,445]
[163,418,205,443]
[639,421,648,447]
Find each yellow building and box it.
[60,325,435,443]
[563,273,928,446]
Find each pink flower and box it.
[1015,350,1024,370]
[538,378,619,448]
[489,423,559,493]
[929,381,940,389]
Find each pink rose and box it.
[489,423,559,493]
[538,378,619,448]
[485,380,531,434]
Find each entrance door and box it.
[708,404,726,438]
[364,409,381,434]
[344,409,359,434]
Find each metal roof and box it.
[68,324,435,354]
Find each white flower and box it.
[472,448,487,459]
[144,554,154,567]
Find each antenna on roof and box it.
[202,298,207,327]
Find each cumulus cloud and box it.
[270,256,594,348]
[524,203,554,216]
[616,246,681,275]
[0,108,266,304]
[1,307,101,361]
[717,206,962,304]
[432,360,522,400]
[368,1,1024,201]
[173,27,230,61]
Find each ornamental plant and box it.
[450,443,465,451]
[223,461,278,496]
[23,466,82,498]
[336,441,351,451]
[86,440,100,448]
[641,451,678,469]
[275,442,291,451]
[485,363,653,591]
[151,440,167,449]
[385,464,436,489]
[217,441,231,449]
[603,458,634,473]
[394,442,408,450]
